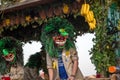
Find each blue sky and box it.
[22,33,96,76]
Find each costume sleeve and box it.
[46,53,53,69]
[70,48,79,61]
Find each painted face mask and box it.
[2,49,15,62]
[53,35,68,46]
[0,37,22,74]
[53,29,68,47]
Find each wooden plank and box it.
[0,0,56,13]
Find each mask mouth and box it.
[3,53,15,62]
[53,35,68,46]
[55,40,66,46]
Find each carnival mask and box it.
[53,35,68,46]
[2,49,15,62]
[52,29,68,46]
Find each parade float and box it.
[0,0,120,80]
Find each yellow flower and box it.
[25,16,31,22]
[63,4,69,14]
[5,19,10,26]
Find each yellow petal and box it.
[63,4,69,14]
[5,19,10,26]
[25,16,31,22]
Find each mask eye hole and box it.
[9,54,13,58]
[56,36,65,40]
[3,53,13,59]
[4,55,9,58]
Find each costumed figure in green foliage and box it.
[41,17,84,80]
[0,37,24,80]
[24,46,48,80]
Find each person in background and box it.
[41,17,84,80]
[0,37,23,80]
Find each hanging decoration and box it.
[0,0,95,36]
[80,1,96,30]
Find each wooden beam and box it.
[0,0,56,13]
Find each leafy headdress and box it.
[41,17,76,57]
[24,47,47,80]
[0,37,23,74]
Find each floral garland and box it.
[0,0,96,35]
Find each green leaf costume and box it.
[41,17,76,57]
[0,37,23,74]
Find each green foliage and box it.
[89,1,116,77]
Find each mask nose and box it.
[58,36,65,40]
